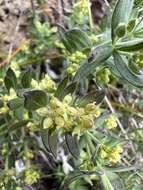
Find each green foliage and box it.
[0,0,143,189]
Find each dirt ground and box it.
[0,0,108,56]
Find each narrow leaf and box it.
[60,28,91,53]
[65,133,80,159]
[115,39,143,52]
[48,132,58,159]
[60,82,77,100]
[76,89,105,107]
[54,76,69,99]
[41,129,58,159]
[73,45,112,82]
[114,52,143,87]
[104,164,143,173]
[8,120,31,132]
[101,173,114,190]
[133,185,143,190]
[7,98,24,110]
[63,170,102,189]
[111,0,134,42]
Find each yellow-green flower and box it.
[23,169,40,185]
[73,0,88,15]
[100,144,123,164]
[105,115,117,129]
[40,96,101,134]
[90,34,97,44]
[15,187,22,190]
[31,79,40,89]
[82,115,93,129]
[67,51,87,75]
[31,75,56,93]
[1,169,16,185]
[39,75,56,93]
[23,150,34,160]
[27,122,40,132]
[85,103,101,117]
[0,107,9,114]
[43,117,53,129]
[55,116,65,128]
[36,107,49,116]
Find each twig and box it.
[103,0,111,8]
[87,0,94,30]
[105,96,127,135]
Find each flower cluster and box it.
[67,51,87,75]
[1,143,9,156]
[31,74,56,93]
[89,34,98,44]
[0,169,15,188]
[100,144,123,164]
[0,88,17,114]
[80,150,95,171]
[37,95,101,135]
[73,0,88,16]
[129,53,143,73]
[96,68,111,85]
[27,122,40,132]
[22,150,34,161]
[23,169,40,185]
[104,115,117,130]
[54,40,66,54]
[135,53,143,69]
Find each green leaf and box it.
[113,52,143,87]
[101,173,114,190]
[8,120,31,132]
[73,45,112,82]
[24,90,48,110]
[47,131,58,159]
[106,172,124,190]
[107,59,122,78]
[58,82,77,100]
[65,133,80,159]
[115,39,143,52]
[4,68,17,91]
[54,76,69,99]
[104,164,143,173]
[69,180,89,190]
[75,89,105,107]
[63,170,102,188]
[17,88,31,98]
[60,28,91,53]
[134,29,143,38]
[63,82,77,96]
[111,0,134,42]
[21,69,33,88]
[133,185,143,190]
[41,129,58,159]
[7,98,24,110]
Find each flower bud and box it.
[36,107,49,116]
[23,169,40,185]
[127,19,136,32]
[82,116,93,129]
[55,116,65,127]
[115,23,127,38]
[43,117,53,129]
[105,115,117,129]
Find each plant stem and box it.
[87,0,94,30]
